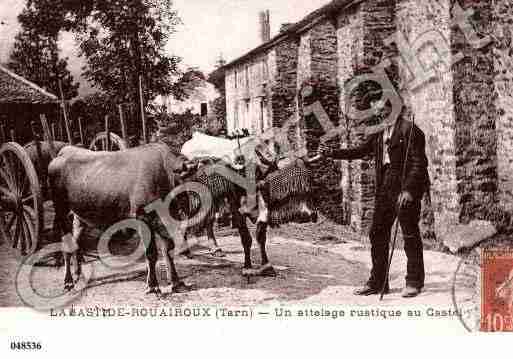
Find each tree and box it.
[170,67,206,101]
[13,0,182,124]
[74,1,181,105]
[7,7,79,100]
[70,92,118,142]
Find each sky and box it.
[0,0,331,96]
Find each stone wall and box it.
[337,7,364,230]
[452,0,499,224]
[271,38,299,130]
[494,0,513,214]
[335,0,399,234]
[361,0,398,233]
[305,20,345,223]
[396,0,456,241]
[297,33,312,89]
[222,0,513,241]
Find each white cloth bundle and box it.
[181,131,257,165]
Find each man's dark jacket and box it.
[330,119,430,198]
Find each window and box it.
[262,59,267,83]
[234,102,239,130]
[200,103,208,117]
[245,99,250,130]
[245,66,249,88]
[259,99,265,133]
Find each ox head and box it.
[251,136,321,226]
[175,134,322,227]
[254,135,321,171]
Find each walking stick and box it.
[380,113,415,301]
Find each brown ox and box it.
[48,143,190,294]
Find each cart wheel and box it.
[89,132,128,151]
[0,142,43,257]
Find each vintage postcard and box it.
[0,0,512,355]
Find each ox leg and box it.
[144,231,161,296]
[207,220,225,257]
[234,210,253,273]
[164,246,190,293]
[63,252,74,291]
[61,219,81,291]
[254,191,276,277]
[180,233,193,259]
[153,221,191,294]
[256,221,276,277]
[53,197,74,289]
[178,209,193,259]
[72,215,85,283]
[240,224,253,275]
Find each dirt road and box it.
[0,222,478,309]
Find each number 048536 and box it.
[10,341,42,350]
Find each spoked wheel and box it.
[89,132,127,151]
[0,142,43,258]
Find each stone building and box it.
[154,80,220,117]
[212,0,513,243]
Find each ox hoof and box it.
[259,264,277,277]
[172,281,192,294]
[145,286,162,296]
[242,268,259,277]
[64,282,75,292]
[209,247,226,258]
[310,211,318,223]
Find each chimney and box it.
[259,10,271,43]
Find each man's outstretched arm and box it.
[322,133,377,160]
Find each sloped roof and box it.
[0,65,58,104]
[212,0,363,76]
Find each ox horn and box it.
[185,162,198,171]
[302,154,322,165]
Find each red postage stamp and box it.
[481,247,513,332]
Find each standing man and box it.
[321,107,430,298]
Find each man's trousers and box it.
[367,166,425,290]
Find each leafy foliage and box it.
[11,1,182,103]
[7,6,79,100]
[70,92,117,142]
[171,68,206,101]
[74,0,182,104]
